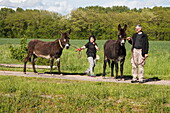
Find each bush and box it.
[9,37,50,65]
[9,37,28,62]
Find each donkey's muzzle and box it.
[121,39,126,46]
[65,44,70,49]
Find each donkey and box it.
[24,30,71,74]
[103,24,127,79]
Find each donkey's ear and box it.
[118,24,121,31]
[68,29,71,35]
[59,31,63,35]
[124,24,127,31]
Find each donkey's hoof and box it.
[111,77,115,79]
[34,71,38,74]
[114,76,119,79]
[59,73,63,76]
[102,76,106,79]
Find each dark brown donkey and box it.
[103,24,127,79]
[24,30,71,74]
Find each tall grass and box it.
[0,75,170,112]
[0,38,170,79]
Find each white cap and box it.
[135,24,142,28]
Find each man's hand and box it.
[126,37,131,40]
[145,54,148,58]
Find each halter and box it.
[59,39,64,49]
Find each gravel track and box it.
[0,70,170,85]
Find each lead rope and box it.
[132,49,146,66]
[70,45,82,58]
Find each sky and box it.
[0,0,169,15]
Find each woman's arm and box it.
[95,45,99,50]
[80,46,86,49]
[93,42,99,51]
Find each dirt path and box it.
[0,70,170,85]
[0,64,170,85]
[0,64,55,69]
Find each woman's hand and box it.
[77,48,82,51]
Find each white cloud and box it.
[9,0,26,3]
[0,0,169,15]
[104,0,170,9]
[45,1,72,14]
[0,0,73,15]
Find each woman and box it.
[78,35,99,77]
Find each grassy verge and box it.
[0,75,170,112]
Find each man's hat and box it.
[135,24,142,28]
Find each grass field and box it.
[0,75,170,112]
[0,38,169,79]
[0,38,170,112]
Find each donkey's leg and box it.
[115,62,119,79]
[56,58,61,74]
[111,61,114,77]
[120,58,125,79]
[24,53,33,74]
[32,54,37,73]
[103,59,107,77]
[50,58,54,74]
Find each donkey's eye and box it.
[119,35,122,38]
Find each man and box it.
[127,24,149,83]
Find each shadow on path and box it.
[43,72,161,83]
[44,72,85,76]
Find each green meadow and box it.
[0,75,170,113]
[0,38,170,112]
[0,38,169,79]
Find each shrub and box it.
[9,37,49,65]
[9,37,28,62]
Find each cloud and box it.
[104,0,170,9]
[45,1,73,14]
[9,0,26,3]
[0,0,73,15]
[0,0,169,15]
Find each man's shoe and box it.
[131,80,138,83]
[90,74,96,77]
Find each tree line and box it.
[0,6,169,40]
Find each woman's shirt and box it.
[85,42,97,58]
